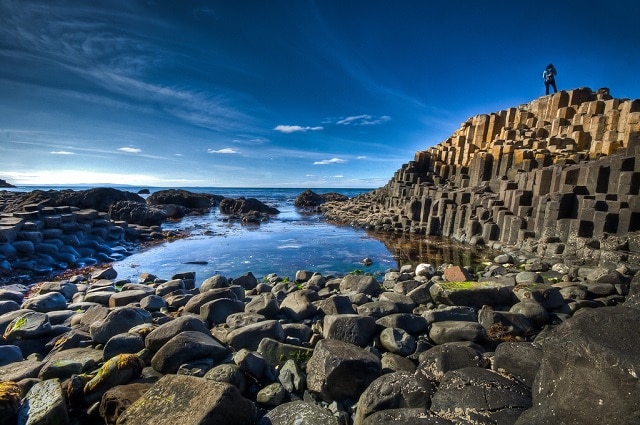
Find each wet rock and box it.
[151,331,229,374]
[307,338,382,402]
[353,372,434,425]
[423,306,477,324]
[17,379,69,425]
[323,314,377,347]
[258,401,339,425]
[219,197,279,215]
[478,308,536,338]
[108,200,167,226]
[115,375,256,425]
[431,367,531,424]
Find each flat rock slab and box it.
[17,378,69,425]
[0,358,44,382]
[115,375,256,425]
[258,401,339,425]
[39,347,103,380]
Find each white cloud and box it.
[118,147,141,153]
[336,115,391,126]
[314,157,347,165]
[274,125,323,133]
[332,175,344,178]
[50,151,74,155]
[208,148,238,154]
[356,156,367,160]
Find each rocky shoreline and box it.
[0,256,638,424]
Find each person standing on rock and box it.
[543,63,557,95]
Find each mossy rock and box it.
[0,381,21,424]
[430,281,514,308]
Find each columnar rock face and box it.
[323,88,640,266]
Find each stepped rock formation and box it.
[323,87,640,266]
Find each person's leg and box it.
[545,81,550,95]
[552,80,557,93]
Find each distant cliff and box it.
[0,179,15,188]
[323,87,640,267]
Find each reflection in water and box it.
[368,231,493,269]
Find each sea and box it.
[4,186,487,283]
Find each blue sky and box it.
[1,1,639,188]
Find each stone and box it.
[38,281,78,300]
[151,331,229,374]
[416,343,486,382]
[509,300,549,326]
[315,295,356,315]
[431,367,531,424]
[512,284,565,310]
[203,363,248,393]
[139,294,166,312]
[145,315,211,352]
[83,353,145,405]
[339,275,381,297]
[199,275,228,292]
[442,265,474,282]
[279,290,318,321]
[0,345,23,366]
[2,311,51,342]
[245,293,280,318]
[381,352,416,374]
[306,338,382,402]
[115,375,256,425]
[278,359,306,393]
[99,382,153,425]
[257,338,314,369]
[376,313,429,334]
[379,327,416,356]
[0,300,20,316]
[90,307,152,344]
[360,409,452,424]
[353,372,434,425]
[232,272,258,290]
[108,290,150,308]
[183,287,238,314]
[492,342,542,388]
[200,298,245,325]
[515,271,544,284]
[429,321,486,345]
[227,320,284,351]
[0,359,44,382]
[357,301,398,318]
[92,266,117,280]
[322,314,377,347]
[258,401,339,425]
[38,347,103,380]
[103,333,145,361]
[21,292,67,313]
[233,349,274,383]
[517,306,640,424]
[429,281,514,308]
[423,306,477,324]
[17,379,69,425]
[256,382,286,407]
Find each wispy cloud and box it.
[356,156,367,159]
[332,175,344,178]
[274,125,323,133]
[50,151,74,155]
[208,148,238,154]
[118,147,141,153]
[336,115,391,126]
[314,157,347,165]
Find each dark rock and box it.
[257,338,314,369]
[517,306,640,424]
[89,307,152,344]
[151,331,229,374]
[146,189,217,209]
[83,353,145,405]
[416,343,486,382]
[38,347,103,380]
[258,401,339,425]
[219,197,279,215]
[430,281,514,309]
[340,275,381,297]
[279,290,318,321]
[245,293,280,318]
[203,363,248,393]
[183,287,238,314]
[99,382,153,425]
[376,313,429,334]
[145,315,211,352]
[0,381,21,425]
[323,314,377,347]
[232,272,258,290]
[431,367,531,424]
[0,345,22,366]
[2,187,143,213]
[429,321,486,345]
[108,201,167,226]
[2,311,51,341]
[103,333,145,361]
[492,342,542,388]
[294,189,326,207]
[200,298,245,325]
[379,327,416,356]
[17,379,69,425]
[354,371,434,425]
[227,320,284,351]
[21,292,67,313]
[306,338,382,402]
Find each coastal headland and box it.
[1,88,639,424]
